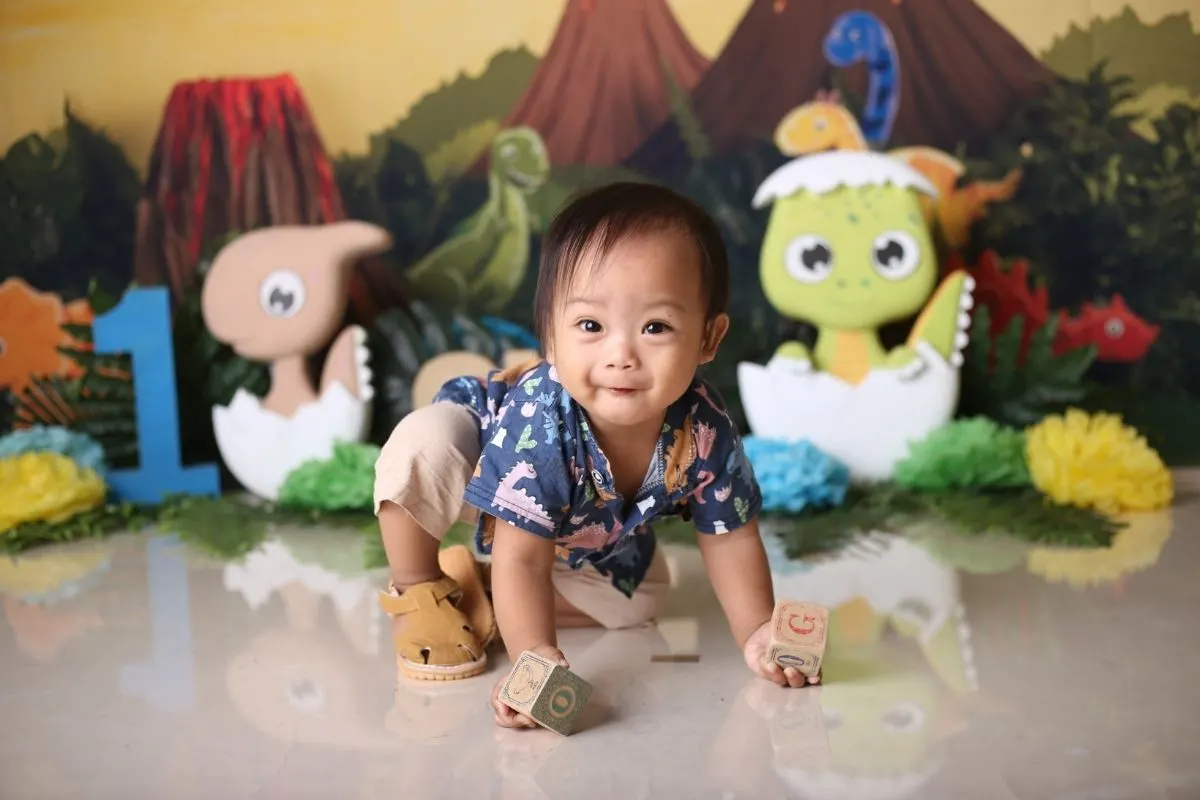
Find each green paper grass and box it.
[760,514,872,562]
[158,496,270,560]
[161,497,376,561]
[773,483,1119,561]
[278,442,382,512]
[1,502,154,555]
[903,520,1031,574]
[895,417,1031,490]
[3,492,377,561]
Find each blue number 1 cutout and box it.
[92,286,220,503]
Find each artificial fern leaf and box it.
[990,315,1024,395]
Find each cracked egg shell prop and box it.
[738,151,974,482]
[201,221,392,500]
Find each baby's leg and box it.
[375,401,481,586]
[550,548,671,630]
[374,401,493,679]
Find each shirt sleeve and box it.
[685,385,763,535]
[431,375,487,416]
[462,394,571,539]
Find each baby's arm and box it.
[487,520,572,729]
[697,522,812,688]
[695,519,775,648]
[685,382,811,687]
[490,520,559,660]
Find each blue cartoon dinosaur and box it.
[823,11,900,147]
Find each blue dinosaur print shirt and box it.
[433,359,763,598]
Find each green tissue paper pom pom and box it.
[278,442,382,511]
[894,417,1031,490]
[902,519,1030,574]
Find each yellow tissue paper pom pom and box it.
[1025,409,1172,514]
[1026,510,1173,589]
[0,543,111,602]
[0,452,107,533]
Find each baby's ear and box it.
[701,314,730,362]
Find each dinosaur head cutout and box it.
[201,222,392,361]
[1056,294,1161,362]
[753,151,940,330]
[774,90,867,157]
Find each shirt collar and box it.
[569,376,701,497]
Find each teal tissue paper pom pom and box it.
[0,425,108,478]
[742,436,850,514]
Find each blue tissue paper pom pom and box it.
[0,424,109,478]
[742,436,850,514]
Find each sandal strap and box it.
[378,576,461,617]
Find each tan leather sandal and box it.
[438,545,496,646]
[377,545,496,681]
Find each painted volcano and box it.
[627,0,1056,172]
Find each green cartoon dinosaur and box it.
[406,126,551,313]
[752,150,974,385]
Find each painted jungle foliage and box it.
[2,0,1199,463]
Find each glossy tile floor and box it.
[3,477,1199,799]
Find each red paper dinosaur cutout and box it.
[946,250,1160,363]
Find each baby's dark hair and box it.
[533,181,730,345]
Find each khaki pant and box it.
[374,402,670,629]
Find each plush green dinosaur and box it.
[406,126,551,313]
[753,150,974,385]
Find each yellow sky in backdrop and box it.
[0,0,1195,169]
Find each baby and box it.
[373,182,817,730]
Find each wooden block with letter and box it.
[498,650,593,736]
[765,599,829,678]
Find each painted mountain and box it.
[628,0,1057,172]
[498,0,710,166]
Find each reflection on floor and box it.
[2,478,1199,799]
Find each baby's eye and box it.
[644,321,671,335]
[577,319,602,334]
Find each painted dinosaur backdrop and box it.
[1,0,1199,472]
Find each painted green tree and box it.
[0,105,140,299]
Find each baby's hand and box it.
[742,620,820,689]
[491,644,570,729]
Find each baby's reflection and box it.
[223,532,491,753]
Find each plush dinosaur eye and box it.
[880,701,926,734]
[1104,318,1125,338]
[784,234,835,284]
[258,269,306,318]
[870,230,921,280]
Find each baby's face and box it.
[546,229,727,436]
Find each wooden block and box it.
[769,687,832,769]
[765,599,829,678]
[498,650,593,736]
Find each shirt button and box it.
[591,469,604,484]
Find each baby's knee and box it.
[373,402,481,519]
